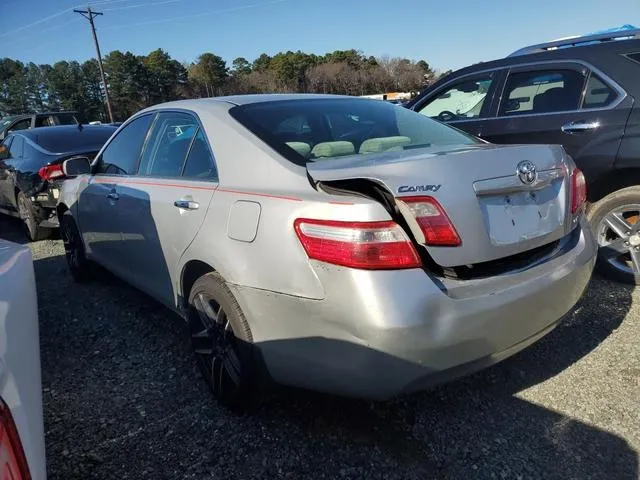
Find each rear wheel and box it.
[188,272,256,409]
[60,212,91,282]
[17,191,50,241]
[588,186,640,285]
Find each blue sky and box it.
[2,0,639,72]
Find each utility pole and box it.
[74,6,114,123]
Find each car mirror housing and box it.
[63,156,91,177]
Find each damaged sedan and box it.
[0,124,117,241]
[56,95,596,407]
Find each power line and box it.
[103,0,292,30]
[101,0,181,12]
[74,6,115,123]
[0,0,131,38]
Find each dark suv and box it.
[0,111,80,141]
[406,29,640,284]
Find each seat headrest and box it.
[359,136,411,154]
[310,141,355,159]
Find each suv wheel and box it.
[588,186,640,284]
[188,272,256,409]
[17,191,50,241]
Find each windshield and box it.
[229,98,480,166]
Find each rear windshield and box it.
[229,98,480,166]
[33,127,116,153]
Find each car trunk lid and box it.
[307,143,572,267]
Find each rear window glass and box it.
[33,126,115,153]
[230,98,480,166]
[582,73,617,108]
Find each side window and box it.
[499,69,586,116]
[9,136,24,159]
[35,116,54,127]
[182,129,217,179]
[418,76,493,121]
[9,119,31,133]
[138,112,198,178]
[96,114,153,175]
[582,73,617,109]
[55,114,78,126]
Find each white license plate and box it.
[479,186,564,246]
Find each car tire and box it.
[587,186,640,285]
[17,191,50,242]
[188,272,256,409]
[60,211,92,283]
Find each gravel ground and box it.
[1,216,638,479]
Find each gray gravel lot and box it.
[1,216,638,479]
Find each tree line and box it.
[0,49,446,122]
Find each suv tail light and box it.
[571,168,587,214]
[396,196,461,246]
[38,164,64,181]
[0,397,30,480]
[294,218,422,270]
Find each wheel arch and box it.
[180,259,216,311]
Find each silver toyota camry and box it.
[57,94,596,407]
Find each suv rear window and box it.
[230,99,480,166]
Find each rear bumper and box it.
[230,218,597,400]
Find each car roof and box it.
[12,125,117,154]
[141,94,357,112]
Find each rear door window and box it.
[499,69,586,116]
[418,75,494,121]
[138,112,198,178]
[35,116,55,127]
[54,113,78,125]
[95,114,153,175]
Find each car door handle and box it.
[174,200,199,210]
[106,192,119,201]
[561,121,600,134]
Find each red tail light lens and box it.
[571,168,587,214]
[38,164,65,181]
[396,196,461,246]
[294,218,422,270]
[0,397,30,480]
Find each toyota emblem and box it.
[517,161,537,185]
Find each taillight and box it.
[396,196,461,246]
[38,164,65,181]
[571,168,587,214]
[0,397,30,480]
[294,218,422,270]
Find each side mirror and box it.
[0,145,8,161]
[63,156,91,177]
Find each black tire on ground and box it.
[587,186,640,285]
[188,272,257,409]
[60,211,92,283]
[17,191,50,241]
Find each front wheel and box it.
[188,272,256,409]
[588,186,640,285]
